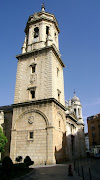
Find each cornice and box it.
[16,45,65,67]
[12,98,66,111]
[66,114,78,124]
[66,114,84,126]
[0,105,13,113]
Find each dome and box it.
[71,92,80,102]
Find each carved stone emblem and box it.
[30,74,37,84]
[28,116,34,124]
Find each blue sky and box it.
[0,0,100,132]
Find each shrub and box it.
[2,156,13,177]
[0,128,8,152]
[13,163,26,170]
[24,156,34,167]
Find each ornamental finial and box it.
[41,2,45,12]
[74,89,76,96]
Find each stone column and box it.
[10,129,17,163]
[46,127,56,164]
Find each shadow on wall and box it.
[54,128,86,163]
[66,128,86,161]
[55,132,67,164]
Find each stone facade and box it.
[10,99,66,164]
[14,47,65,106]
[10,5,66,165]
[0,5,86,164]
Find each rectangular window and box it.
[32,66,35,73]
[28,131,34,140]
[57,68,59,77]
[92,131,95,137]
[57,89,61,102]
[30,132,33,139]
[58,92,60,101]
[74,109,76,115]
[28,86,36,100]
[91,124,95,130]
[46,26,49,35]
[34,27,39,38]
[31,90,35,99]
[59,121,61,129]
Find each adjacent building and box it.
[85,133,89,154]
[87,113,100,154]
[66,92,86,160]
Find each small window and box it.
[59,121,60,128]
[71,125,72,133]
[32,66,35,73]
[74,109,76,115]
[57,68,59,77]
[30,132,33,139]
[57,89,61,102]
[55,32,57,40]
[28,131,34,140]
[58,92,60,101]
[92,132,95,137]
[34,27,39,38]
[28,87,36,100]
[91,124,95,130]
[58,92,61,102]
[31,90,35,99]
[78,108,80,115]
[46,26,49,35]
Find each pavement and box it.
[16,159,100,180]
[74,158,100,180]
[17,163,82,180]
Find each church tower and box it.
[10,4,66,165]
[66,92,86,160]
[71,91,83,124]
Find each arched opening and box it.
[34,27,39,38]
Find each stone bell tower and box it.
[10,4,66,165]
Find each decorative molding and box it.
[16,45,65,67]
[12,98,66,111]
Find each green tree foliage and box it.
[0,127,8,152]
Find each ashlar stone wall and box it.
[14,48,65,106]
[10,101,66,165]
